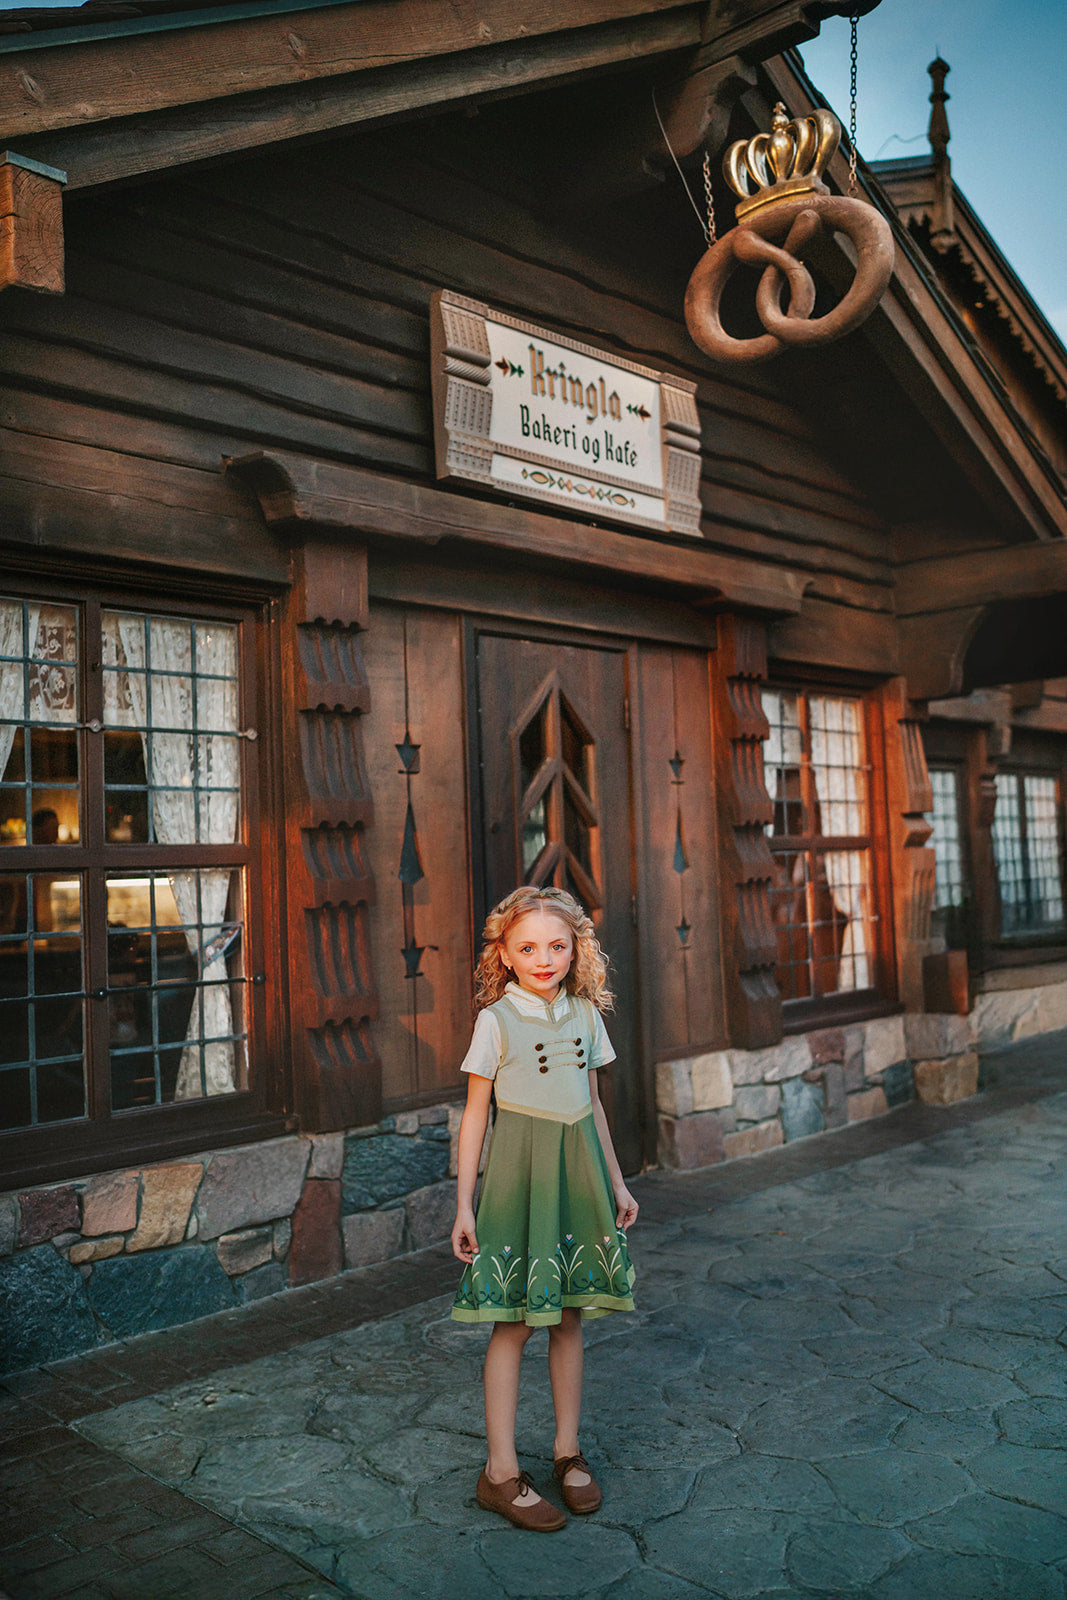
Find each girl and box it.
[451,886,638,1532]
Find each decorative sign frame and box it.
[430,290,703,537]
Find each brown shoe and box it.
[553,1453,602,1514]
[476,1469,566,1531]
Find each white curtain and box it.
[0,601,35,781]
[105,613,239,1098]
[809,697,870,991]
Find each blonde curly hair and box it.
[474,885,614,1014]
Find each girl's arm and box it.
[587,1069,639,1231]
[450,1071,495,1263]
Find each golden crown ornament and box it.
[684,103,894,364]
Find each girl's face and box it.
[500,909,574,1001]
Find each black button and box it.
[538,1056,547,1063]
[539,1065,548,1074]
[535,1043,543,1050]
[574,1038,581,1045]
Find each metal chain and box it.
[848,12,859,197]
[652,87,714,248]
[702,149,717,246]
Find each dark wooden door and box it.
[473,629,642,1173]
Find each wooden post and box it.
[0,153,66,295]
[884,681,936,1011]
[709,613,781,1048]
[280,539,381,1131]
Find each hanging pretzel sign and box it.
[684,103,894,364]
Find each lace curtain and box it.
[0,601,33,781]
[763,689,871,993]
[808,697,870,992]
[0,600,78,780]
[103,613,239,1099]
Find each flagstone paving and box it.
[1,1038,1065,1599]
[59,1092,1067,1599]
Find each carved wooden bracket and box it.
[709,613,781,1048]
[0,152,66,295]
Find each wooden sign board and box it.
[430,290,703,537]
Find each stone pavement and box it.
[1,1035,1066,1600]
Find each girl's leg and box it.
[484,1320,542,1495]
[547,1308,589,1482]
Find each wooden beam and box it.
[14,10,702,192]
[897,608,984,701]
[1,0,699,138]
[225,449,809,616]
[896,541,1067,618]
[0,151,65,293]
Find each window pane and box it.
[1023,775,1064,928]
[992,774,1027,933]
[762,689,805,835]
[518,700,547,796]
[0,872,85,1129]
[927,768,965,910]
[769,847,812,1000]
[0,600,80,846]
[560,699,590,789]
[809,695,866,836]
[765,687,875,1003]
[107,870,246,1109]
[102,612,240,845]
[522,796,548,876]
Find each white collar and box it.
[504,981,572,1019]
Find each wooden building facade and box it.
[1,0,1065,1366]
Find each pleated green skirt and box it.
[451,1107,636,1326]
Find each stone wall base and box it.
[0,1102,484,1377]
[655,1010,983,1171]
[971,978,1067,1050]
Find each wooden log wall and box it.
[0,107,892,645]
[0,94,903,1109]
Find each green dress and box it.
[451,990,636,1326]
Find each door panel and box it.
[474,630,642,1173]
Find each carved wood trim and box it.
[281,541,381,1131]
[710,612,781,1048]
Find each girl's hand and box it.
[614,1185,639,1232]
[452,1205,479,1264]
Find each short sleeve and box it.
[460,1008,504,1079]
[588,1005,616,1070]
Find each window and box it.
[992,771,1065,935]
[762,687,879,1008]
[0,591,266,1171]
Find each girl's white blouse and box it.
[461,982,616,1080]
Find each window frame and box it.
[762,675,896,1030]
[991,764,1067,942]
[0,575,288,1190]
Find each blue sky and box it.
[799,0,1067,343]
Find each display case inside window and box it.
[761,685,886,1016]
[0,591,265,1173]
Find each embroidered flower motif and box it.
[502,1245,512,1257]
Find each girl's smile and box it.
[501,909,575,1001]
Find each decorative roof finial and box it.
[928,56,951,162]
[927,56,954,248]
